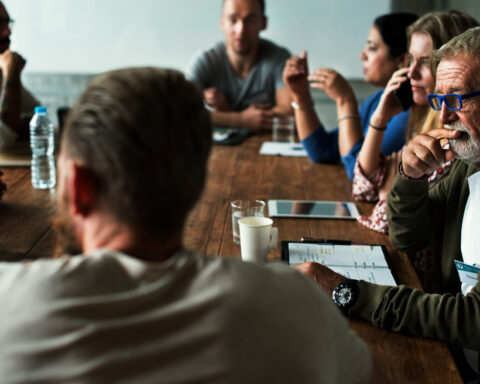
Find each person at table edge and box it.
[186,0,292,131]
[0,1,39,150]
[0,68,389,383]
[296,27,480,378]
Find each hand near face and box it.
[240,104,273,130]
[294,262,346,294]
[372,67,410,123]
[308,68,355,104]
[203,88,231,111]
[283,51,309,97]
[0,50,26,79]
[401,128,460,179]
[0,170,6,200]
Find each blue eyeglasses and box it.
[427,90,480,111]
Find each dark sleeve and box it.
[340,141,362,181]
[301,127,340,164]
[349,279,480,350]
[379,110,410,155]
[387,172,447,252]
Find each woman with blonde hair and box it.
[353,10,479,234]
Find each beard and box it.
[53,193,82,259]
[446,122,480,165]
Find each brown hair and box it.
[62,67,212,236]
[405,10,479,139]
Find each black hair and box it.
[222,0,265,15]
[374,13,418,58]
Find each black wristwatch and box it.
[332,279,358,315]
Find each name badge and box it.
[454,260,479,295]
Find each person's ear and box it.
[69,163,97,217]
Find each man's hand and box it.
[308,68,355,105]
[240,104,273,130]
[0,170,6,200]
[283,51,310,99]
[0,50,25,80]
[203,88,230,111]
[294,262,346,294]
[401,128,460,179]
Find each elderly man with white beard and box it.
[293,26,480,380]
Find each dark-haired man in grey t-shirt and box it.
[186,0,292,130]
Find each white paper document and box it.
[287,242,396,286]
[260,142,307,157]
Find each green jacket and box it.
[349,160,480,350]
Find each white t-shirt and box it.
[0,250,372,383]
[460,170,480,373]
[461,170,480,293]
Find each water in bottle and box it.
[30,106,56,189]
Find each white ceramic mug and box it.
[238,216,278,262]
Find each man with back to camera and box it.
[293,27,480,379]
[0,67,388,383]
[0,1,39,150]
[186,0,292,130]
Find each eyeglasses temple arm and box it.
[462,89,480,101]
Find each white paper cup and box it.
[238,216,278,262]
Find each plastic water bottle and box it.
[30,106,56,189]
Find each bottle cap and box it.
[34,106,47,114]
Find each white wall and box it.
[6,0,389,78]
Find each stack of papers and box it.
[287,242,396,286]
[260,142,307,157]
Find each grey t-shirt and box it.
[186,39,290,111]
[0,249,371,383]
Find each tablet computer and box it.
[268,199,359,219]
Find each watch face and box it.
[335,286,352,306]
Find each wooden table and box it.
[0,134,462,383]
[185,133,462,384]
[0,168,56,261]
